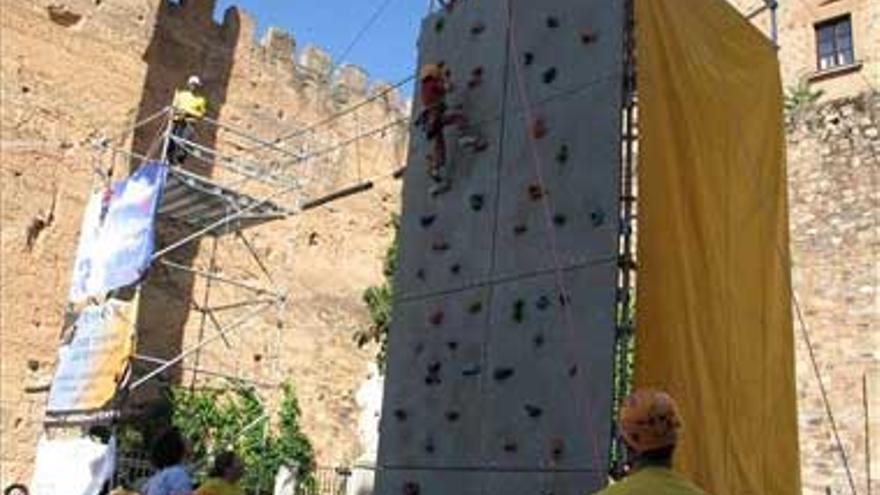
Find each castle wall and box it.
[0,0,407,484]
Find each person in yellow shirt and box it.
[167,75,208,165]
[194,451,245,495]
[593,389,707,495]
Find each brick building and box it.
[729,0,878,99]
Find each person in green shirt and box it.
[594,389,707,495]
[194,451,245,495]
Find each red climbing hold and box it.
[429,310,445,326]
[528,184,545,201]
[530,118,548,140]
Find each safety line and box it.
[507,10,610,474]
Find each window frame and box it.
[814,14,855,72]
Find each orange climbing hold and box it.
[530,118,548,139]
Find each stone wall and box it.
[1,0,407,485]
[786,92,879,494]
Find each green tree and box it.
[168,382,315,494]
[355,214,399,373]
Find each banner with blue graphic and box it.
[68,162,167,302]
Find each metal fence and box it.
[300,467,351,495]
[112,451,353,495]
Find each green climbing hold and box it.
[513,299,526,322]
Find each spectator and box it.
[593,389,706,495]
[194,451,245,495]
[141,427,193,495]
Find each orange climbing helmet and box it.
[420,63,443,81]
[618,389,682,453]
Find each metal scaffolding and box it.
[43,103,403,430]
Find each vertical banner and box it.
[69,161,167,302]
[47,297,138,413]
[634,0,800,493]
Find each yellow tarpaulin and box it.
[634,0,800,493]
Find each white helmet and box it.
[187,75,202,87]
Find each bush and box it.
[169,383,315,494]
[355,214,399,373]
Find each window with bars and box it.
[815,15,855,71]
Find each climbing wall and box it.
[377,0,624,493]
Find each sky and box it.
[214,0,426,91]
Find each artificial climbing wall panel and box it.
[379,0,624,493]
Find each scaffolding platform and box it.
[158,166,295,237]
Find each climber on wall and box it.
[415,63,485,196]
[593,389,706,495]
[167,75,208,165]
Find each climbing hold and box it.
[425,438,436,454]
[503,440,519,453]
[580,29,599,44]
[552,213,567,227]
[471,21,486,35]
[416,268,427,281]
[462,363,482,376]
[524,404,543,418]
[425,375,442,386]
[555,145,569,164]
[446,341,459,351]
[536,295,551,311]
[512,299,526,322]
[546,16,560,29]
[394,408,408,421]
[542,67,558,85]
[530,118,548,140]
[420,214,437,227]
[550,438,565,460]
[568,364,578,377]
[445,411,461,422]
[427,361,442,374]
[513,224,528,236]
[450,263,462,275]
[468,67,484,89]
[469,194,485,211]
[558,292,571,306]
[493,367,515,381]
[528,184,545,201]
[523,52,535,66]
[432,240,451,252]
[435,18,445,33]
[429,310,445,326]
[467,301,483,314]
[403,482,420,495]
[590,209,605,227]
[533,334,545,348]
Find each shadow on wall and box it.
[127,0,242,404]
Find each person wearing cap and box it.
[167,75,208,165]
[594,389,706,495]
[415,63,485,196]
